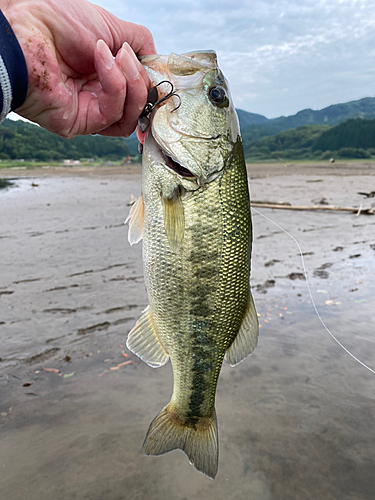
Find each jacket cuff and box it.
[0,9,28,120]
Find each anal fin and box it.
[225,293,259,367]
[126,306,169,367]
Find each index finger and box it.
[127,24,156,56]
[95,7,156,56]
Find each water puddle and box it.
[0,178,14,190]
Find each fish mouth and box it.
[140,127,196,180]
[144,121,222,185]
[161,150,196,179]
[152,137,222,186]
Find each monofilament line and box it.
[251,207,375,376]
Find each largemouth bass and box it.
[126,50,258,479]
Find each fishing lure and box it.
[138,80,181,134]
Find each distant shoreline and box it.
[1,160,375,179]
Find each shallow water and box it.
[0,172,374,499]
[0,175,145,366]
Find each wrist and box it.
[0,6,28,117]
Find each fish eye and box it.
[208,86,229,108]
[209,86,226,103]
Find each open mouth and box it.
[138,123,197,180]
[161,150,196,179]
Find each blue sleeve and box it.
[0,10,28,122]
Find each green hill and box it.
[245,117,375,161]
[236,109,268,128]
[271,96,375,128]
[245,125,331,160]
[313,118,375,152]
[0,119,130,161]
[241,96,375,149]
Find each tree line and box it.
[245,118,375,161]
[2,115,375,163]
[0,119,130,161]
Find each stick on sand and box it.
[250,202,374,215]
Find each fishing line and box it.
[251,207,375,375]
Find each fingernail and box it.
[119,42,141,79]
[97,39,114,69]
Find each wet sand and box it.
[1,162,375,500]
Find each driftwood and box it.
[251,201,374,216]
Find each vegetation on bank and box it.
[0,178,13,188]
[0,159,142,171]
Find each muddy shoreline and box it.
[2,158,375,179]
[1,162,374,499]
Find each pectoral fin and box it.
[126,306,169,367]
[225,294,259,367]
[125,195,144,245]
[161,191,185,252]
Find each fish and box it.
[126,50,259,479]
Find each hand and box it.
[2,0,156,138]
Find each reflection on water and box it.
[0,178,14,190]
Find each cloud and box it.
[94,0,375,117]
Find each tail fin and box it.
[142,404,218,479]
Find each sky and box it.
[91,0,375,119]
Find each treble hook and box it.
[138,80,181,134]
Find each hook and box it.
[138,80,181,134]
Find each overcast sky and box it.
[92,0,375,119]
